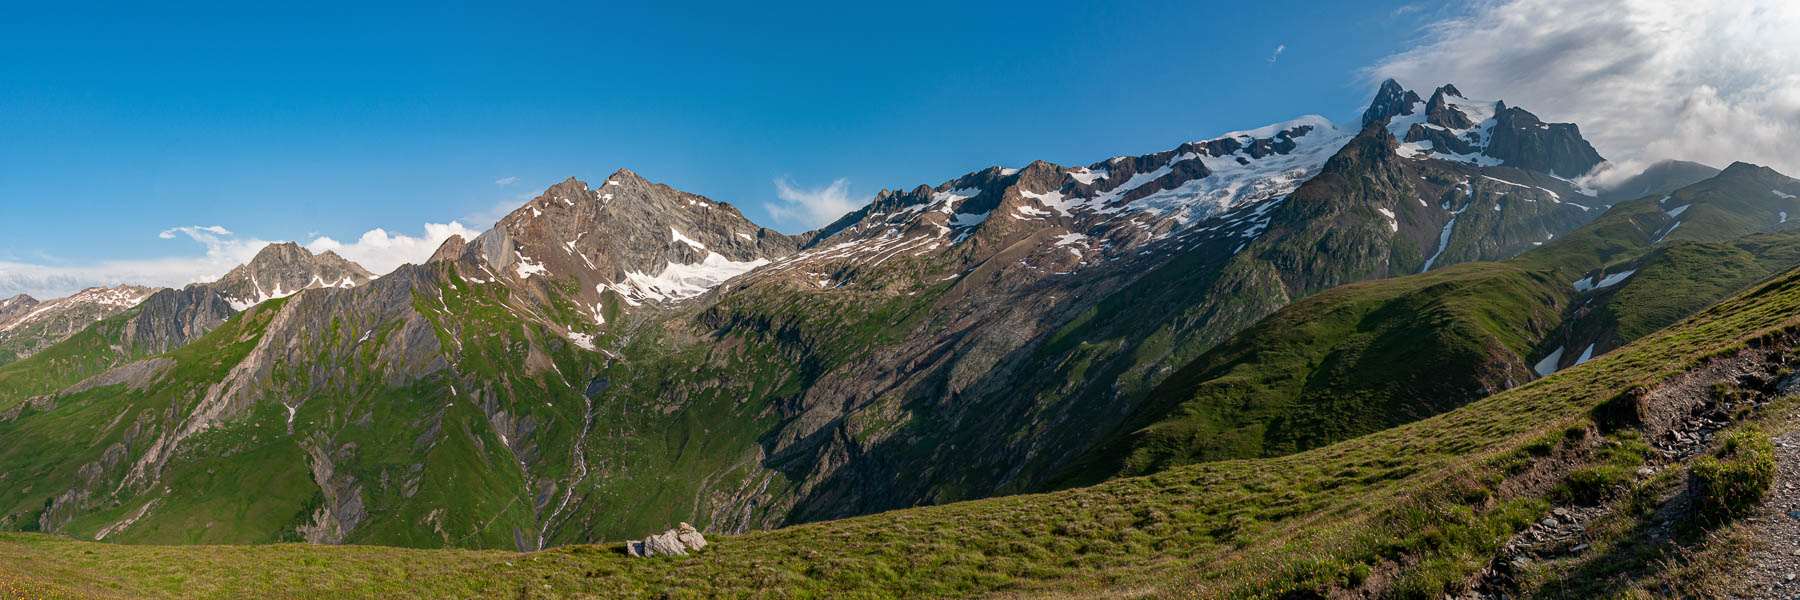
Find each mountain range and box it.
[4,79,1800,598]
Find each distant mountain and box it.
[0,285,158,366]
[1065,160,1800,482]
[0,79,1744,554]
[1592,159,1721,206]
[0,243,375,402]
[214,243,375,310]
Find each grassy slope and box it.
[1068,164,1800,483]
[7,257,1800,599]
[0,309,144,409]
[0,301,284,536]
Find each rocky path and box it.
[1737,419,1800,598]
[1456,386,1748,599]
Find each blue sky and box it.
[12,1,1791,298]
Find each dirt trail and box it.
[1738,419,1800,598]
[1453,339,1794,599]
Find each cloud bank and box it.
[1369,0,1800,185]
[306,222,482,275]
[767,176,860,230]
[0,221,480,300]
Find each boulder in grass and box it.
[626,522,708,557]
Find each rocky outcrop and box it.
[625,523,707,557]
[295,438,367,545]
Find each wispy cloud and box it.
[766,176,861,231]
[494,176,518,185]
[1367,0,1800,185]
[158,225,232,239]
[1267,44,1285,63]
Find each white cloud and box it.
[767,176,861,230]
[1267,44,1285,63]
[0,221,481,300]
[495,176,518,185]
[1367,0,1800,184]
[0,227,274,299]
[305,222,482,275]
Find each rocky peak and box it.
[1368,79,1604,177]
[1361,79,1422,127]
[428,235,466,263]
[213,242,377,310]
[1424,85,1476,130]
[1719,161,1781,180]
[459,171,798,311]
[0,284,159,340]
[0,294,39,326]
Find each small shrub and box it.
[1689,427,1777,524]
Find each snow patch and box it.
[568,332,596,351]
[1653,222,1681,244]
[1422,203,1471,272]
[1574,344,1595,366]
[1573,269,1636,292]
[514,253,548,279]
[671,228,707,251]
[1533,346,1566,378]
[1069,167,1108,185]
[606,253,770,304]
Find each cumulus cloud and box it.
[767,176,860,230]
[1368,0,1800,186]
[0,221,480,299]
[305,221,482,275]
[1267,44,1285,63]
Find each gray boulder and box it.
[625,522,708,558]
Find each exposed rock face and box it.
[427,234,466,263]
[120,285,236,355]
[214,242,377,310]
[626,523,706,557]
[1362,78,1423,127]
[1483,106,1605,178]
[295,438,367,545]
